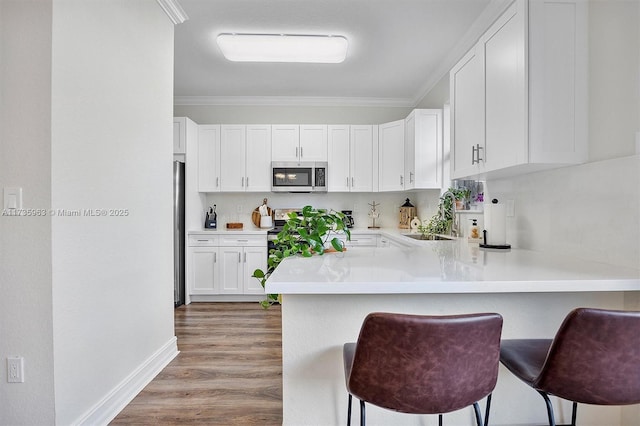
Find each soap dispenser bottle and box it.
[469,218,479,240]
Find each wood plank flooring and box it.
[110,302,282,425]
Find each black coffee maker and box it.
[341,210,354,228]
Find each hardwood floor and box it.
[111,303,282,425]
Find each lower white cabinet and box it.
[188,233,267,297]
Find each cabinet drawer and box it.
[219,234,266,247]
[346,235,377,247]
[188,235,219,246]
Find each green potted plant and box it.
[252,205,351,308]
[449,187,471,210]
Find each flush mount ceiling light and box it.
[216,33,348,63]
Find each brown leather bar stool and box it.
[343,312,503,426]
[499,307,640,426]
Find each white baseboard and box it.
[74,336,179,426]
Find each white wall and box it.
[0,1,56,424]
[1,1,177,424]
[50,1,177,424]
[173,104,412,125]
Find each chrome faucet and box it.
[441,191,458,237]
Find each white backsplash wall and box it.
[485,155,640,269]
[201,190,442,230]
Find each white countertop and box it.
[266,240,640,294]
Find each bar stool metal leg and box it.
[359,400,365,426]
[538,391,556,426]
[472,402,482,426]
[347,394,352,426]
[484,393,492,426]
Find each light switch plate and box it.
[3,187,22,210]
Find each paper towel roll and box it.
[484,202,506,245]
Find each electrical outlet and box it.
[7,357,24,383]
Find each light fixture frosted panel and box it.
[217,34,348,63]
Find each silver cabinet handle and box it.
[409,172,414,183]
[216,177,219,187]
[346,177,349,187]
[237,239,249,242]
[351,177,354,187]
[238,252,241,263]
[243,252,247,263]
[476,144,483,162]
[246,177,249,187]
[197,239,208,242]
[400,175,404,185]
[214,252,217,262]
[300,147,303,158]
[296,147,299,158]
[472,144,484,164]
[241,177,244,187]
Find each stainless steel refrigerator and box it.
[173,161,186,307]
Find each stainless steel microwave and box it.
[271,162,328,193]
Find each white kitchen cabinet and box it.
[378,119,405,192]
[208,124,271,192]
[404,109,443,190]
[220,125,246,191]
[327,125,376,192]
[188,235,220,295]
[450,0,587,180]
[245,125,272,192]
[173,117,187,154]
[300,125,328,161]
[197,125,221,192]
[272,125,327,162]
[188,233,267,297]
[219,235,267,295]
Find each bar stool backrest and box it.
[535,307,640,405]
[347,312,503,414]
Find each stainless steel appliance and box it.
[173,161,185,307]
[267,209,301,260]
[271,162,327,192]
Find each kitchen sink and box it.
[403,234,453,241]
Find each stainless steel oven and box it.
[271,162,327,192]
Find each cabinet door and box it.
[299,125,328,161]
[482,0,526,172]
[327,125,350,192]
[220,125,246,192]
[173,118,186,154]
[450,45,484,179]
[245,125,272,192]
[404,113,417,190]
[219,247,243,293]
[243,247,267,294]
[350,125,374,192]
[378,119,405,192]
[272,125,300,162]
[197,125,221,192]
[413,109,443,189]
[190,247,219,294]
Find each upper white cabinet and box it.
[173,117,187,154]
[272,125,328,162]
[198,125,221,192]
[220,125,246,191]
[327,125,377,192]
[245,125,272,192]
[199,124,271,192]
[378,119,405,192]
[404,109,443,190]
[450,0,587,180]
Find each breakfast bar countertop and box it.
[265,241,640,294]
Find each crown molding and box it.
[174,95,415,108]
[156,0,188,25]
[412,0,513,106]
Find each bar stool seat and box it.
[343,312,503,426]
[499,307,640,426]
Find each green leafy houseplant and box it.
[418,192,456,236]
[252,206,351,309]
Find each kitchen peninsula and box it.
[266,241,640,426]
